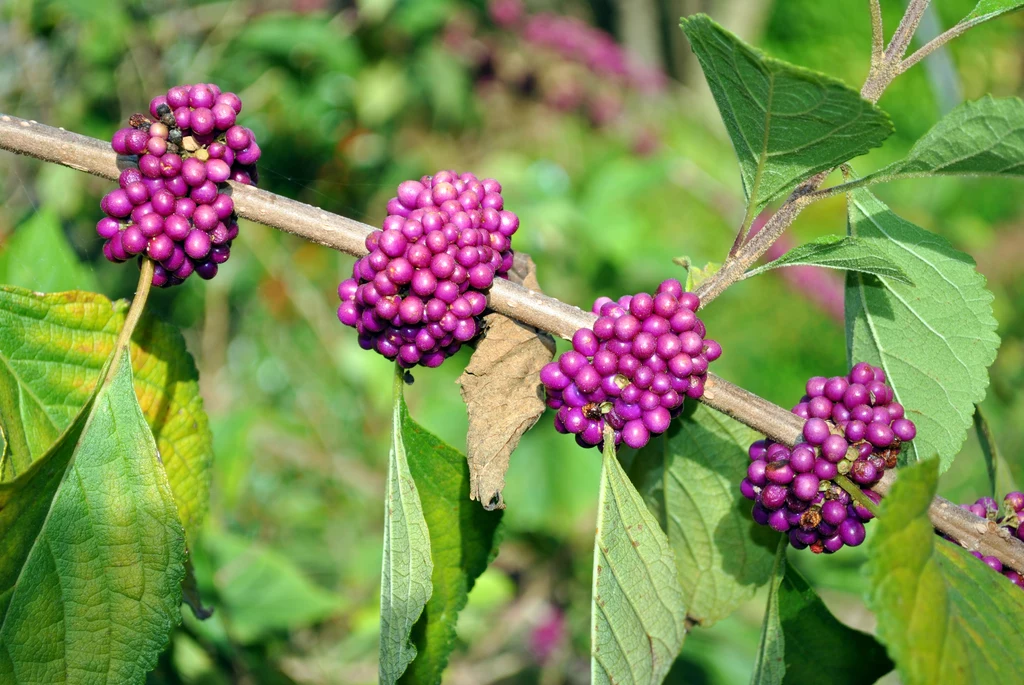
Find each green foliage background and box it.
[0,0,1021,682]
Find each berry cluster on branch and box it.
[743,364,916,554]
[336,171,519,368]
[954,492,1024,589]
[541,280,720,450]
[2,113,1024,573]
[99,83,260,286]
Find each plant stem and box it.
[887,0,932,62]
[836,473,881,518]
[696,0,933,308]
[1,113,1023,573]
[103,258,154,384]
[900,18,975,73]
[869,0,885,69]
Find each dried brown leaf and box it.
[458,254,555,510]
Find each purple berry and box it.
[821,434,849,462]
[822,500,848,525]
[803,418,830,445]
[892,418,916,442]
[184,229,212,259]
[792,473,820,502]
[838,519,866,547]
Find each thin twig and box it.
[886,0,932,62]
[694,177,819,306]
[104,257,155,385]
[900,19,976,73]
[869,0,885,69]
[1,113,1022,573]
[836,473,881,518]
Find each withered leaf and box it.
[458,254,555,510]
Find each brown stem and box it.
[695,179,819,306]
[1,113,1023,573]
[873,470,1024,572]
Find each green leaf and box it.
[592,432,687,684]
[0,209,98,293]
[200,527,343,644]
[746,235,912,283]
[865,459,1024,684]
[778,563,893,684]
[679,15,892,215]
[630,403,779,626]
[749,538,786,685]
[845,190,999,471]
[964,0,1024,24]
[861,97,1024,184]
[399,395,503,685]
[0,287,212,539]
[0,351,186,683]
[675,257,721,293]
[379,366,433,684]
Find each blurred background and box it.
[1,0,1022,682]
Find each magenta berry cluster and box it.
[958,492,1024,590]
[742,362,916,554]
[540,279,720,450]
[336,171,519,368]
[99,83,260,287]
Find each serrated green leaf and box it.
[861,97,1024,184]
[750,538,786,685]
[0,351,186,683]
[964,0,1024,23]
[679,15,892,215]
[865,459,1024,684]
[845,190,999,471]
[379,366,433,684]
[778,563,892,684]
[746,235,912,284]
[0,208,98,293]
[201,527,343,644]
[0,287,212,540]
[399,401,503,685]
[592,433,686,684]
[630,403,779,626]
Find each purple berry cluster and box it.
[540,280,720,450]
[742,363,917,554]
[99,83,260,287]
[336,171,519,368]
[957,492,1024,590]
